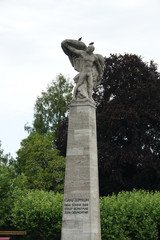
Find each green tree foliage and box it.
[16,133,65,192]
[25,74,73,135]
[55,54,160,195]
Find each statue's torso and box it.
[81,52,95,70]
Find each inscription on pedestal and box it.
[64,198,89,214]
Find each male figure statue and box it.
[61,39,104,101]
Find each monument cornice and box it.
[69,100,96,109]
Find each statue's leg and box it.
[73,73,86,99]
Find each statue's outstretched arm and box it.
[66,44,83,56]
[61,39,85,57]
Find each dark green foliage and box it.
[95,54,160,195]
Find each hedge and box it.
[8,189,160,239]
[100,190,160,239]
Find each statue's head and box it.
[86,45,95,53]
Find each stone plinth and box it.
[61,101,101,240]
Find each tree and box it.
[25,74,73,136]
[18,74,73,192]
[96,54,160,195]
[16,133,65,192]
[56,54,160,195]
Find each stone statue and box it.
[61,38,104,102]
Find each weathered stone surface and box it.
[61,39,104,101]
[61,101,101,240]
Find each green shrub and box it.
[100,190,160,239]
[11,189,63,240]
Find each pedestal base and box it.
[61,101,101,240]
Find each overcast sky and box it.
[0,0,160,157]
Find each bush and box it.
[11,189,63,240]
[100,190,160,239]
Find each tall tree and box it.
[16,133,65,192]
[25,74,73,135]
[56,54,160,195]
[96,54,160,195]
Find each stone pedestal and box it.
[61,101,101,240]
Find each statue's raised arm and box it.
[61,38,104,102]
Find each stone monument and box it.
[61,38,104,240]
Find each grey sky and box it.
[0,0,160,157]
